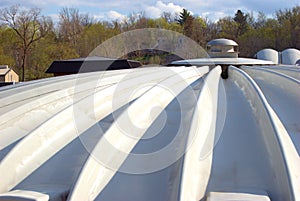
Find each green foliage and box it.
[0,5,299,80]
[217,17,239,40]
[275,6,300,50]
[27,33,79,80]
[78,22,119,57]
[0,47,15,66]
[0,27,21,73]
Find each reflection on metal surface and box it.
[0,65,299,201]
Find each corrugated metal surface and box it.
[0,65,299,201]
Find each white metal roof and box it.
[0,65,299,201]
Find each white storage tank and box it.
[255,48,279,64]
[282,48,300,65]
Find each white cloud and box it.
[106,10,125,21]
[93,10,126,22]
[1,0,299,23]
[144,1,184,18]
[156,1,183,14]
[145,6,161,18]
[202,11,227,22]
[93,14,105,21]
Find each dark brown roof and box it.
[46,56,141,74]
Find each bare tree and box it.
[58,8,83,47]
[161,12,172,23]
[80,13,95,27]
[0,5,53,81]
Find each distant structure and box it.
[207,38,239,58]
[255,48,300,65]
[46,56,142,76]
[282,48,300,65]
[170,38,273,66]
[255,48,279,64]
[0,65,19,87]
[170,38,274,78]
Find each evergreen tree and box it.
[176,9,192,25]
[234,10,249,36]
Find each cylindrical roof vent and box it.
[207,38,239,58]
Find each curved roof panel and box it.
[0,66,299,200]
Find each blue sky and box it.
[0,0,299,22]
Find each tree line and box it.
[0,5,299,81]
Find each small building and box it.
[0,65,19,86]
[46,56,142,76]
